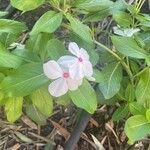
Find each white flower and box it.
[58,42,93,80]
[43,60,82,97]
[113,26,140,37]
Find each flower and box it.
[58,42,93,80]
[43,60,82,97]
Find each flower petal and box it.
[43,61,62,79]
[67,78,83,91]
[80,48,89,60]
[58,55,77,69]
[68,42,80,57]
[83,61,93,77]
[48,78,68,97]
[69,63,84,79]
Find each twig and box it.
[64,109,91,150]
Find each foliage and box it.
[0,0,149,144]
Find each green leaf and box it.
[30,11,63,35]
[93,69,103,83]
[0,63,49,97]
[66,14,93,43]
[111,36,148,59]
[26,33,52,61]
[12,48,41,63]
[112,105,129,121]
[26,104,47,125]
[146,109,150,122]
[0,51,24,69]
[75,0,114,12]
[56,94,71,106]
[0,73,5,83]
[69,80,97,114]
[5,97,23,122]
[113,11,132,27]
[135,68,150,105]
[125,115,150,142]
[125,84,135,102]
[138,31,150,50]
[99,62,122,99]
[10,0,45,11]
[129,102,146,115]
[0,19,26,35]
[47,39,67,60]
[30,86,53,117]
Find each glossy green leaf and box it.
[112,105,129,121]
[30,11,63,35]
[135,68,150,104]
[125,84,135,102]
[26,104,47,125]
[66,14,93,43]
[0,51,24,69]
[111,36,148,59]
[129,102,146,115]
[5,97,23,122]
[99,62,122,99]
[56,94,71,106]
[0,19,26,35]
[125,115,150,142]
[69,80,97,114]
[30,86,53,117]
[75,0,113,12]
[10,0,45,11]
[113,11,132,27]
[26,33,52,61]
[0,63,49,97]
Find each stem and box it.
[94,40,134,85]
[64,110,91,150]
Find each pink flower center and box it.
[63,72,69,78]
[78,57,83,62]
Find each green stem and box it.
[94,40,134,85]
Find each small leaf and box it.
[125,115,150,142]
[125,84,135,102]
[112,106,129,121]
[75,0,113,12]
[30,11,63,35]
[99,62,122,99]
[113,11,132,27]
[66,14,93,43]
[135,68,150,105]
[11,0,45,11]
[30,86,53,117]
[0,51,24,69]
[15,132,33,143]
[69,80,97,114]
[26,33,52,61]
[5,97,23,122]
[111,36,148,59]
[129,102,146,116]
[0,19,26,35]
[26,104,47,125]
[47,39,67,60]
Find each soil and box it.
[0,0,150,150]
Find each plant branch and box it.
[64,109,91,150]
[94,40,134,85]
